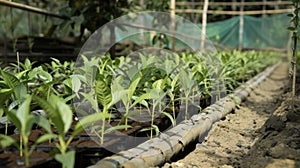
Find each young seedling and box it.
[6,95,54,167]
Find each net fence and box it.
[0,7,293,51]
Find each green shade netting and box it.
[0,6,293,50]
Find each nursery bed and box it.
[88,62,286,168]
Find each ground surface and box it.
[162,62,300,168]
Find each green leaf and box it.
[15,69,29,79]
[105,125,132,133]
[152,124,160,136]
[70,75,82,93]
[24,58,31,69]
[0,108,4,118]
[0,134,18,148]
[28,66,52,82]
[1,70,20,89]
[8,100,20,111]
[160,111,175,127]
[34,95,65,135]
[35,133,57,144]
[128,77,141,99]
[0,88,12,105]
[131,92,153,107]
[72,112,109,136]
[54,150,75,168]
[6,110,21,131]
[34,115,52,133]
[95,77,112,108]
[25,115,37,136]
[55,96,73,134]
[14,83,27,101]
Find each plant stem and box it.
[58,136,66,155]
[5,118,8,135]
[23,137,29,167]
[20,134,23,157]
[150,99,155,140]
[185,93,189,120]
[101,118,105,144]
[125,103,129,131]
[172,101,176,126]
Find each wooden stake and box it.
[170,0,176,50]
[238,0,244,50]
[201,0,209,52]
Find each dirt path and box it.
[162,62,300,168]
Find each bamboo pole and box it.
[176,1,292,6]
[262,0,267,17]
[238,0,244,50]
[175,8,292,15]
[117,22,200,42]
[201,0,209,52]
[170,0,176,50]
[0,0,68,19]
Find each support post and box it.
[238,0,244,50]
[262,0,266,17]
[170,0,176,50]
[201,0,209,52]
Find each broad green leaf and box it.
[70,75,81,93]
[1,70,20,89]
[14,83,27,101]
[25,115,36,136]
[6,110,21,131]
[170,74,179,91]
[28,66,52,82]
[179,70,195,92]
[24,58,31,69]
[109,77,127,108]
[131,91,155,107]
[15,69,29,79]
[108,89,127,109]
[34,95,65,135]
[35,134,57,144]
[34,115,52,133]
[80,92,99,112]
[0,108,4,118]
[128,76,141,99]
[7,95,32,134]
[0,134,18,148]
[95,77,112,108]
[17,95,32,134]
[0,88,12,105]
[54,95,73,134]
[54,150,75,168]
